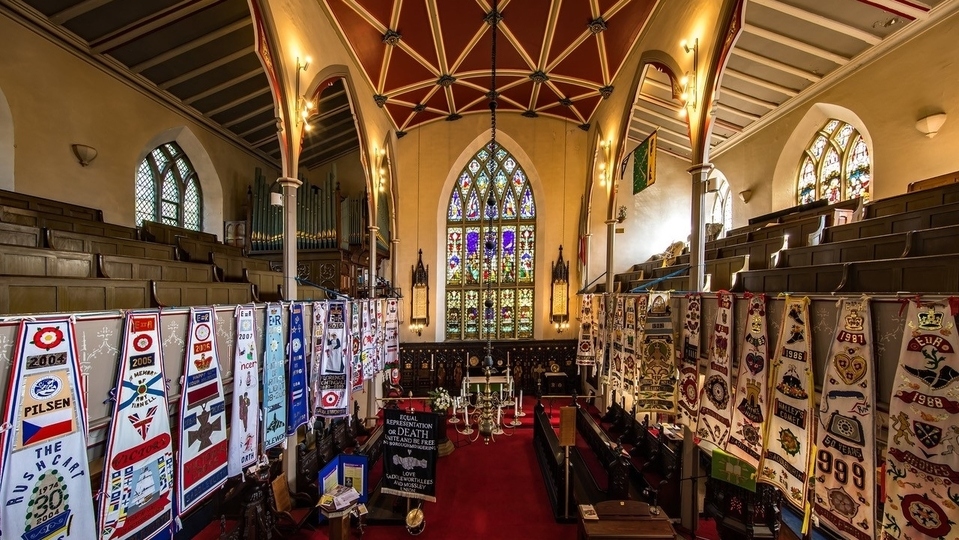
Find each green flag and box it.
[632,131,657,195]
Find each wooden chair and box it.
[270,473,316,536]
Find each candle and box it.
[519,389,523,405]
[497,407,501,425]
[430,353,434,371]
[463,406,468,425]
[515,397,520,416]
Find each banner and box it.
[376,299,386,373]
[595,294,608,379]
[576,294,595,368]
[287,302,308,434]
[610,295,625,393]
[318,301,349,419]
[385,298,400,384]
[362,300,376,381]
[814,296,876,540]
[350,301,364,392]
[97,312,174,540]
[712,449,757,492]
[759,295,814,511]
[310,301,328,424]
[727,294,770,468]
[623,294,638,391]
[177,307,228,513]
[678,294,702,427]
[696,291,735,452]
[631,131,657,195]
[229,305,260,477]
[1,318,97,540]
[262,303,287,449]
[381,409,439,502]
[881,299,959,540]
[637,292,677,413]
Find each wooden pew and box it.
[533,408,576,522]
[0,222,42,247]
[817,200,959,244]
[773,224,959,268]
[177,235,245,262]
[0,189,103,221]
[243,269,284,301]
[1,205,138,240]
[210,252,275,282]
[729,198,856,235]
[151,280,255,307]
[141,220,217,245]
[628,255,749,292]
[867,173,959,217]
[355,424,385,467]
[0,244,95,277]
[47,229,178,260]
[97,253,216,282]
[0,276,152,314]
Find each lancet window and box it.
[135,142,202,230]
[797,119,871,205]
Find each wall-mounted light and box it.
[679,38,698,118]
[550,245,570,332]
[915,113,946,138]
[295,56,315,132]
[598,139,612,187]
[71,144,98,167]
[410,249,429,335]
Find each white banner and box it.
[310,300,329,422]
[576,294,595,368]
[696,291,734,453]
[228,305,260,477]
[318,301,350,419]
[727,294,770,468]
[677,294,702,427]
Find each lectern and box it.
[578,500,679,540]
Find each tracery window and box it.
[445,142,535,340]
[796,120,871,205]
[135,142,202,230]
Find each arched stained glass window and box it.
[796,120,871,205]
[135,142,202,230]
[446,142,535,340]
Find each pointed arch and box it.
[0,86,13,191]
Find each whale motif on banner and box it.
[229,305,260,477]
[262,303,287,450]
[287,303,308,434]
[97,311,174,540]
[678,294,702,427]
[637,292,678,413]
[727,294,770,468]
[696,291,735,453]
[1,318,97,540]
[881,299,959,540]
[576,294,595,368]
[318,301,349,418]
[759,295,814,511]
[177,307,228,514]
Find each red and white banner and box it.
[310,300,329,421]
[385,298,400,384]
[696,291,734,453]
[576,294,595,368]
[677,294,702,427]
[228,305,260,477]
[318,301,350,419]
[349,301,364,392]
[727,294,769,468]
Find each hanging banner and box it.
[727,294,770,468]
[623,294,638,391]
[610,295,626,395]
[385,298,400,385]
[381,409,439,502]
[310,301,329,422]
[760,295,814,511]
[319,301,349,419]
[177,307,228,514]
[696,291,735,453]
[637,292,677,413]
[362,300,376,381]
[814,296,875,540]
[287,302,308,435]
[376,299,386,373]
[881,299,959,540]
[678,294,702,427]
[576,294,595,368]
[595,294,608,379]
[262,303,287,449]
[350,301,364,392]
[1,319,97,540]
[97,312,174,540]
[229,305,260,477]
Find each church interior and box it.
[1,0,958,539]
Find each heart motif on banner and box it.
[834,353,867,385]
[687,320,699,333]
[745,352,764,375]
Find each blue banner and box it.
[287,302,308,434]
[262,303,287,449]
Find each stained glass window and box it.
[135,142,202,230]
[446,141,536,340]
[796,120,871,205]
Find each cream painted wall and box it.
[302,150,367,199]
[394,114,586,342]
[0,15,279,237]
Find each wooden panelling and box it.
[151,280,254,307]
[141,220,217,245]
[0,276,151,314]
[210,252,274,281]
[824,201,959,243]
[176,235,245,262]
[0,206,137,240]
[244,268,284,301]
[0,244,95,277]
[0,189,103,221]
[47,229,178,259]
[0,222,42,247]
[97,254,215,282]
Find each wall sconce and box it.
[679,38,698,118]
[410,249,429,335]
[598,139,612,187]
[71,144,98,167]
[550,245,570,332]
[915,113,946,138]
[739,189,752,204]
[295,56,315,132]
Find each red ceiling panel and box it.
[572,95,602,120]
[603,1,655,78]
[396,0,439,70]
[547,0,592,66]
[354,0,392,27]
[408,109,446,126]
[501,0,550,64]
[390,86,434,107]
[502,80,534,110]
[457,29,530,75]
[435,0,484,69]
[384,102,412,127]
[552,37,604,85]
[546,106,581,123]
[450,83,488,112]
[383,47,437,92]
[424,87,449,111]
[327,1,386,87]
[548,80,595,102]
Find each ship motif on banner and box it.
[229,305,260,477]
[1,319,97,540]
[678,294,702,427]
[287,303,308,434]
[815,297,876,540]
[310,301,328,422]
[576,294,595,368]
[97,312,174,540]
[696,291,735,452]
[319,301,350,418]
[882,299,959,540]
[262,303,287,450]
[727,294,769,468]
[178,307,228,513]
[637,292,678,413]
[350,301,364,392]
[760,296,814,511]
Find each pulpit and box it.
[578,500,679,540]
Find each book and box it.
[580,504,599,520]
[322,484,360,510]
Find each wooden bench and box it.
[0,244,95,277]
[0,188,103,221]
[0,222,43,247]
[1,205,138,240]
[97,253,216,282]
[773,224,959,268]
[211,252,275,282]
[177,235,245,262]
[730,198,857,235]
[141,220,217,245]
[47,229,178,260]
[533,408,576,522]
[628,254,749,292]
[151,280,255,307]
[0,276,152,314]
[818,200,959,244]
[868,172,959,217]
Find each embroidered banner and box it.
[595,294,608,379]
[696,291,735,453]
[287,302,308,435]
[309,301,328,424]
[727,294,770,468]
[376,299,386,373]
[318,301,349,419]
[229,305,260,477]
[97,312,174,540]
[760,295,814,510]
[362,300,376,381]
[623,294,638,391]
[262,303,287,450]
[1,319,97,540]
[610,295,626,394]
[350,301,364,392]
[814,296,875,540]
[881,299,959,540]
[637,292,677,413]
[678,294,702,427]
[381,409,439,502]
[576,294,595,368]
[385,298,400,385]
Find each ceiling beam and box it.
[131,19,252,73]
[50,0,112,24]
[91,0,221,53]
[718,86,779,110]
[631,120,692,151]
[252,133,279,148]
[716,102,762,122]
[305,115,357,139]
[237,117,279,139]
[723,68,799,97]
[160,46,254,90]
[204,87,271,117]
[633,101,687,129]
[732,49,821,82]
[749,0,881,45]
[853,0,926,20]
[300,128,358,154]
[743,24,849,65]
[222,103,274,129]
[301,139,361,169]
[182,68,261,104]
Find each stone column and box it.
[687,164,713,292]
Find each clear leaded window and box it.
[446,142,535,340]
[797,119,871,205]
[135,142,202,230]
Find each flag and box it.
[632,131,657,195]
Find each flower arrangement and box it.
[428,387,452,413]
